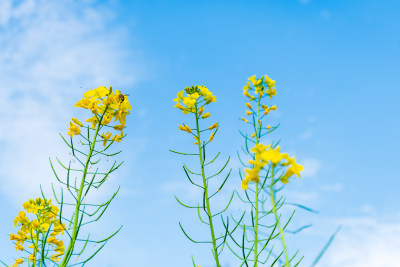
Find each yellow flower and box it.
[86,116,99,129]
[248,75,257,85]
[245,102,252,110]
[71,118,83,127]
[243,81,251,91]
[100,132,112,146]
[178,124,192,133]
[112,132,123,142]
[15,243,24,251]
[243,89,255,100]
[174,86,216,114]
[246,110,252,116]
[14,211,30,227]
[101,112,113,125]
[281,158,303,183]
[267,125,271,129]
[249,75,262,86]
[250,143,270,154]
[208,122,218,130]
[83,86,110,99]
[241,167,261,190]
[241,177,250,190]
[264,75,275,89]
[68,122,80,138]
[260,146,284,166]
[251,133,255,138]
[193,136,199,145]
[266,88,277,99]
[241,117,249,123]
[12,259,23,267]
[113,124,125,132]
[202,112,211,119]
[209,132,214,142]
[198,106,204,116]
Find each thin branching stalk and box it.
[270,166,289,267]
[195,103,221,267]
[254,94,262,266]
[59,111,105,267]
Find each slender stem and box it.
[195,104,221,267]
[253,93,261,266]
[270,166,290,267]
[33,230,39,267]
[59,112,104,267]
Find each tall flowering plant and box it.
[2,86,131,267]
[227,75,304,267]
[171,85,236,267]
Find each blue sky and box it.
[0,0,399,266]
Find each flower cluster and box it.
[9,198,66,265]
[173,85,216,115]
[68,86,132,146]
[241,75,278,130]
[241,143,303,190]
[174,85,218,144]
[243,74,276,100]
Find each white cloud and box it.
[300,158,321,178]
[0,0,143,203]
[318,217,400,267]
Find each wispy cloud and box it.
[318,217,400,267]
[300,158,321,178]
[0,0,143,203]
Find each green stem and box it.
[253,94,261,267]
[195,105,221,267]
[270,167,290,267]
[33,230,39,267]
[59,113,104,267]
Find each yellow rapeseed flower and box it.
[193,136,199,145]
[241,117,249,123]
[202,112,211,119]
[178,124,192,133]
[209,132,214,142]
[68,122,80,138]
[71,118,83,127]
[101,132,112,146]
[12,258,23,267]
[208,122,218,130]
[86,116,99,129]
[112,132,123,142]
[198,106,204,116]
[173,85,216,114]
